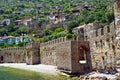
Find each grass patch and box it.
[0,66,77,80]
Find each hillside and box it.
[0,0,114,46]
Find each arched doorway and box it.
[0,56,4,63]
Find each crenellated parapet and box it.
[0,47,26,63]
[0,47,25,52]
[114,0,120,13]
[26,42,40,65]
[89,21,117,70]
[40,37,75,47]
[89,22,116,41]
[26,42,40,50]
[114,0,120,67]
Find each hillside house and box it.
[23,8,34,13]
[0,36,15,44]
[72,6,83,15]
[14,19,32,26]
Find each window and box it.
[96,30,98,37]
[80,28,84,33]
[79,47,87,64]
[95,41,98,47]
[101,28,104,35]
[79,48,86,60]
[106,39,110,49]
[85,36,87,40]
[112,36,114,42]
[107,26,110,33]
[100,40,103,49]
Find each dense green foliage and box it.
[0,67,77,80]
[0,0,114,43]
[0,23,27,36]
[39,28,76,42]
[0,0,114,24]
[0,42,28,48]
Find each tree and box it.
[67,21,79,33]
[42,29,53,36]
[0,28,8,36]
[17,26,27,35]
[7,23,17,32]
[54,28,64,34]
[106,12,114,24]
[12,14,20,20]
[5,9,12,14]
[38,18,46,26]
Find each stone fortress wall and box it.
[40,37,92,73]
[114,0,120,70]
[0,47,26,63]
[0,1,120,74]
[86,22,117,69]
[0,37,92,74]
[0,20,119,74]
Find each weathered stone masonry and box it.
[0,37,92,74]
[115,0,120,67]
[26,43,40,65]
[0,47,26,63]
[88,22,117,69]
[0,1,120,74]
[72,21,118,70]
[40,38,92,73]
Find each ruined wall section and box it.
[88,22,116,69]
[0,47,26,63]
[40,37,72,71]
[40,37,92,73]
[71,41,92,73]
[56,41,72,72]
[26,42,40,65]
[114,0,120,65]
[40,44,58,66]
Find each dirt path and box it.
[0,63,58,74]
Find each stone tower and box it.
[26,42,40,65]
[114,0,120,67]
[115,0,120,37]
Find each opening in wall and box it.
[107,26,110,33]
[85,36,87,40]
[79,47,87,64]
[112,36,114,42]
[96,30,98,37]
[0,56,4,63]
[106,39,110,49]
[95,41,98,48]
[100,40,103,49]
[101,28,104,35]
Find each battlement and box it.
[0,47,25,52]
[89,22,116,39]
[115,0,120,12]
[26,42,40,49]
[40,37,75,47]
